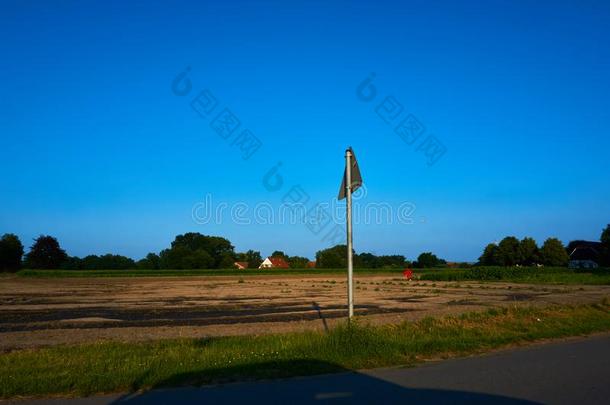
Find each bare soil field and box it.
[1,274,608,351]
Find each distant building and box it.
[567,241,602,269]
[233,261,249,270]
[259,257,290,269]
[306,261,316,268]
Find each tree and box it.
[81,255,101,269]
[540,238,569,267]
[316,245,348,268]
[601,224,610,246]
[236,250,262,268]
[518,237,539,266]
[136,253,161,270]
[479,243,498,266]
[377,255,406,268]
[355,252,406,269]
[271,250,286,258]
[160,233,236,269]
[600,224,610,266]
[0,233,24,272]
[287,256,310,268]
[495,236,520,266]
[97,254,136,269]
[218,252,237,268]
[183,249,215,269]
[159,246,190,269]
[60,256,83,270]
[357,252,379,268]
[69,254,135,270]
[24,235,68,269]
[159,246,214,269]
[414,252,441,268]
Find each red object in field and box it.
[403,269,413,280]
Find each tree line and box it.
[477,225,610,267]
[314,245,447,269]
[0,232,340,271]
[1,224,608,272]
[478,237,568,267]
[0,231,445,271]
[0,232,254,271]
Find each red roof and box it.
[234,262,248,269]
[268,257,290,268]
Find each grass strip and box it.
[418,267,610,285]
[15,267,610,285]
[1,300,610,399]
[15,268,403,278]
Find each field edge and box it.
[1,299,609,400]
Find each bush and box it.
[420,266,570,281]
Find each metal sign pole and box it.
[346,148,354,320]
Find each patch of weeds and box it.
[447,299,478,306]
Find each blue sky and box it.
[1,0,609,261]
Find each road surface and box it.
[7,334,610,404]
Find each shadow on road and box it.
[111,359,537,404]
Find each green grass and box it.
[15,267,610,285]
[16,268,404,278]
[417,266,610,285]
[2,300,610,399]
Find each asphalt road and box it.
[8,334,610,405]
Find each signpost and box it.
[338,147,362,320]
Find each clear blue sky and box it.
[1,0,609,262]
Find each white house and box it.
[258,257,290,269]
